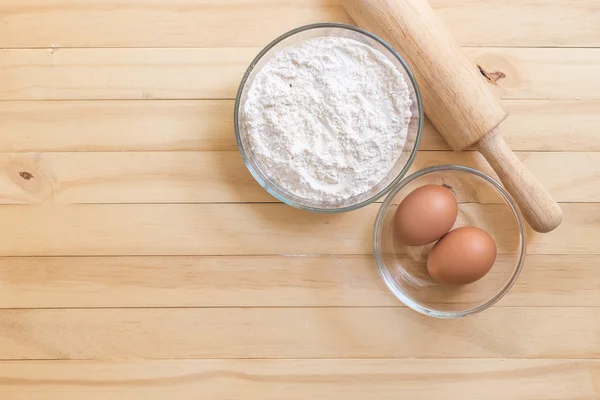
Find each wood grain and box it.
[0,48,255,100]
[0,255,598,309]
[0,0,598,48]
[0,0,598,397]
[0,151,266,204]
[0,100,233,152]
[0,359,598,400]
[0,151,597,204]
[1,307,600,359]
[2,48,599,100]
[0,0,352,48]
[469,47,600,100]
[1,99,598,152]
[0,203,595,256]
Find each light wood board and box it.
[0,255,598,308]
[0,0,597,47]
[1,100,598,152]
[2,307,600,359]
[0,1,599,398]
[0,151,598,204]
[1,47,599,100]
[0,359,597,400]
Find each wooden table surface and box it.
[1,0,599,398]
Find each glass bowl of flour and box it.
[235,23,423,212]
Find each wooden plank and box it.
[1,48,599,100]
[0,203,594,256]
[0,255,597,308]
[0,100,235,152]
[0,203,376,256]
[0,151,265,204]
[0,0,352,48]
[0,255,390,308]
[0,151,266,204]
[428,0,600,48]
[1,307,600,359]
[0,151,598,204]
[469,48,600,100]
[0,48,255,100]
[0,359,597,399]
[1,100,599,152]
[0,0,598,48]
[492,100,600,152]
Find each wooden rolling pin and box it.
[343,0,563,233]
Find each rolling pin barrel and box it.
[343,0,563,233]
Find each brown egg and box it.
[394,184,458,246]
[427,226,497,285]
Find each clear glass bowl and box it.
[374,165,526,318]
[234,23,423,212]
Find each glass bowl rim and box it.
[233,22,424,213]
[373,164,527,318]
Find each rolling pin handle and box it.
[477,128,563,233]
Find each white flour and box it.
[243,36,412,204]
